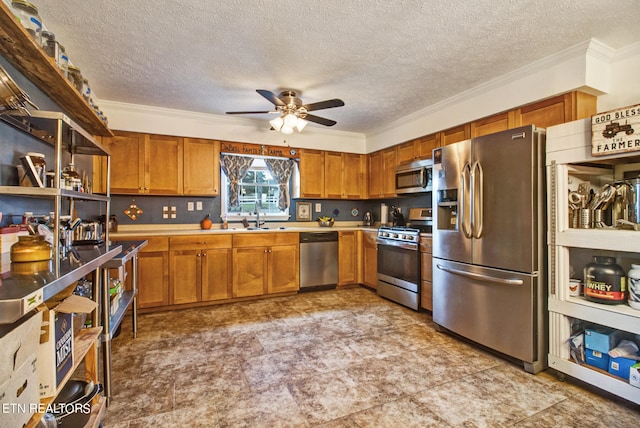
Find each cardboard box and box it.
[0,311,42,386]
[0,355,39,428]
[585,349,609,370]
[630,363,640,388]
[37,294,97,398]
[584,328,622,353]
[608,355,639,380]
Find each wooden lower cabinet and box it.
[133,237,170,309]
[338,230,360,285]
[169,235,233,305]
[420,236,433,311]
[362,230,378,288]
[232,233,299,297]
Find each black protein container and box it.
[583,256,627,304]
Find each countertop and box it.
[111,222,380,238]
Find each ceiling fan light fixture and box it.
[269,116,284,131]
[284,113,298,128]
[295,118,308,132]
[280,125,294,135]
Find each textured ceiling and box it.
[33,0,640,134]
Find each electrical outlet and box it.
[196,201,203,211]
[162,206,169,219]
[315,203,322,212]
[170,206,177,219]
[187,202,194,211]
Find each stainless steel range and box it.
[376,225,421,310]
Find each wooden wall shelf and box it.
[0,3,113,137]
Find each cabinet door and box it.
[145,134,184,195]
[362,231,378,288]
[338,231,359,285]
[106,131,145,194]
[343,153,367,199]
[202,248,233,301]
[137,250,170,308]
[471,111,516,138]
[183,138,220,195]
[299,149,325,198]
[396,140,418,165]
[368,151,383,198]
[233,247,268,297]
[442,124,471,146]
[268,245,299,293]
[324,151,343,199]
[416,134,440,159]
[382,147,397,197]
[169,250,200,305]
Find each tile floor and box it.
[104,287,640,427]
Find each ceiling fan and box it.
[226,89,345,133]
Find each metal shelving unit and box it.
[546,118,640,405]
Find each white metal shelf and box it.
[548,297,640,335]
[556,229,640,253]
[548,355,640,405]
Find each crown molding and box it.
[366,39,613,138]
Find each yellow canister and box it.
[10,235,53,262]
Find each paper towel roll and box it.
[380,203,388,225]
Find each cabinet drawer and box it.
[233,232,299,248]
[170,234,232,250]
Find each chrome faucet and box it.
[254,201,265,228]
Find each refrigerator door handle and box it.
[460,162,472,238]
[472,161,484,238]
[436,264,524,286]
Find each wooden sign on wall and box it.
[220,141,299,159]
[591,104,640,156]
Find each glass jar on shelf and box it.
[41,30,58,62]
[67,65,83,93]
[10,0,43,45]
[57,44,69,77]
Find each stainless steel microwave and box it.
[395,159,433,194]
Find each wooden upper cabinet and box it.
[416,134,440,159]
[381,147,397,197]
[324,151,343,199]
[325,151,367,199]
[145,134,183,195]
[299,149,325,198]
[441,124,471,146]
[396,140,419,165]
[105,131,145,194]
[105,131,183,195]
[515,91,597,129]
[471,111,517,138]
[367,150,383,198]
[367,147,396,198]
[342,153,367,199]
[397,133,440,165]
[183,138,220,195]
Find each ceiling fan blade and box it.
[303,98,345,112]
[256,89,285,106]
[304,114,337,127]
[225,110,275,115]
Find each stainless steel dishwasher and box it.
[299,231,339,291]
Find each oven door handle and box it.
[436,264,524,286]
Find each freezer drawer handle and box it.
[436,264,524,286]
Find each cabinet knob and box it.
[202,252,207,257]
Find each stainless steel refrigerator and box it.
[432,125,547,373]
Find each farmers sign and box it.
[591,104,640,156]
